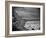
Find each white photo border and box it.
[9,3,43,34]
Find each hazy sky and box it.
[13,7,40,20]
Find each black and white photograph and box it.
[12,7,40,31]
[8,3,44,36]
